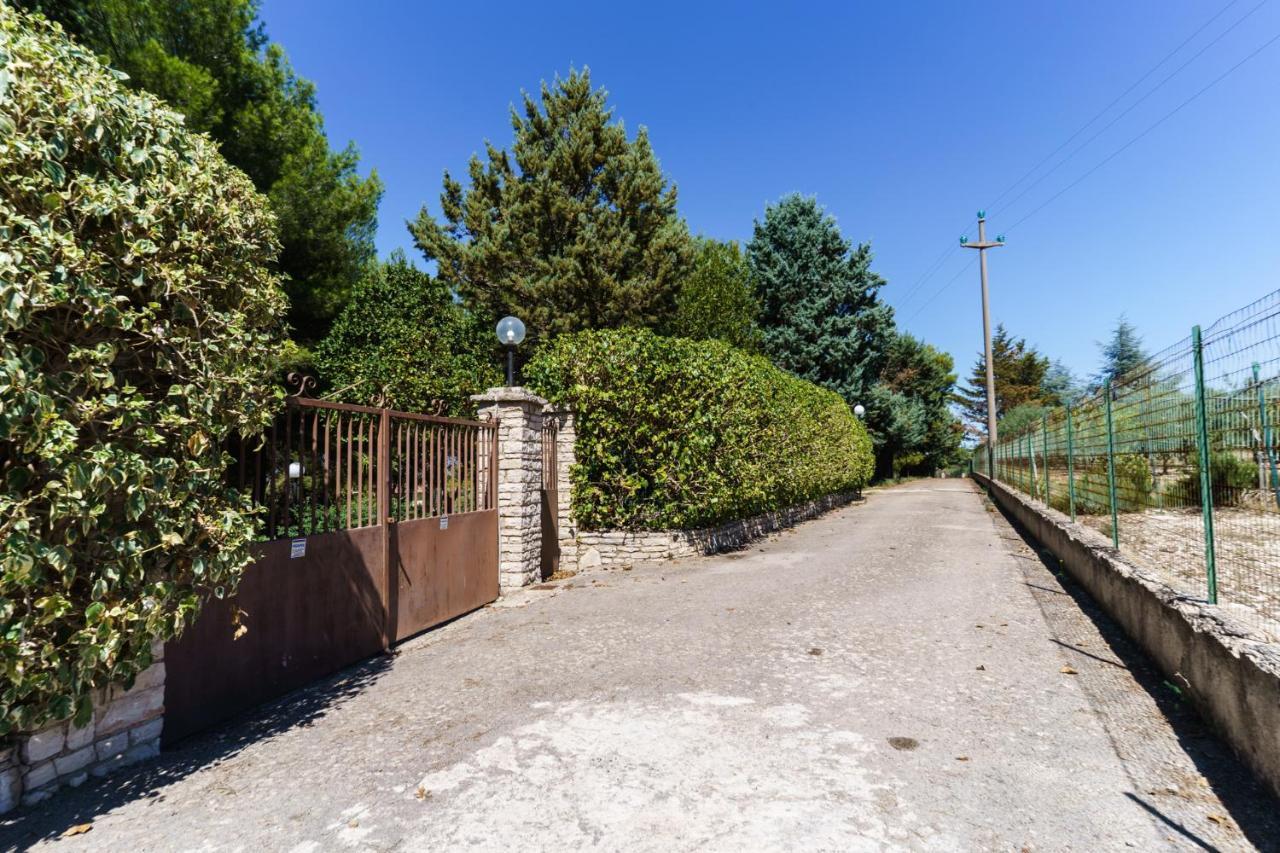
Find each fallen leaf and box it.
[348,819,360,828]
[415,786,428,800]
[807,648,823,656]
[62,824,92,838]
[1060,665,1078,675]
[976,665,986,671]
[1207,814,1226,825]
[955,755,970,762]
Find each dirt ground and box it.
[3,480,1277,851]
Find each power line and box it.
[895,0,1254,313]
[989,0,1267,221]
[1004,28,1280,234]
[983,0,1248,215]
[902,21,1280,322]
[903,256,976,325]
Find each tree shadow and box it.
[990,500,1280,851]
[0,637,394,848]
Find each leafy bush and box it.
[0,9,286,732]
[1181,449,1257,507]
[1067,454,1153,514]
[315,252,500,415]
[526,329,873,530]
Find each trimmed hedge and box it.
[0,9,286,732]
[526,329,873,530]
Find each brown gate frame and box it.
[164,387,499,743]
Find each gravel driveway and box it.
[3,479,1276,851]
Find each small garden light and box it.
[854,404,866,418]
[496,315,526,386]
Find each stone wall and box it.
[974,471,1280,800]
[473,388,546,591]
[1,641,165,812]
[569,492,859,572]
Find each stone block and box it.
[130,718,164,746]
[65,771,89,788]
[65,718,95,751]
[95,732,130,762]
[21,786,53,807]
[96,685,163,736]
[0,767,21,815]
[22,759,57,791]
[121,740,159,767]
[53,745,95,777]
[20,725,65,764]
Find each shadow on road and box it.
[0,653,393,849]
[987,496,1280,853]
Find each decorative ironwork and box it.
[286,372,317,397]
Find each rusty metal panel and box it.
[163,526,387,744]
[540,419,560,578]
[392,509,498,642]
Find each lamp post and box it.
[496,316,526,386]
[853,404,866,418]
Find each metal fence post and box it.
[1254,361,1280,508]
[1065,405,1076,521]
[1104,380,1119,548]
[1192,325,1218,604]
[1042,414,1050,505]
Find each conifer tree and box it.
[411,68,694,339]
[1094,316,1149,388]
[747,194,895,407]
[956,324,1053,428]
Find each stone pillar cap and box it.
[471,387,548,406]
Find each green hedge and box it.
[0,9,286,732]
[526,329,873,530]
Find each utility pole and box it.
[960,212,1004,475]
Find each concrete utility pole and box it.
[960,212,1004,475]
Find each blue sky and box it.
[261,0,1280,384]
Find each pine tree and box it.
[1094,316,1149,388]
[747,195,895,408]
[411,68,695,340]
[956,324,1053,430]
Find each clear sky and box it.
[260,0,1280,385]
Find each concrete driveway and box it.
[3,480,1277,851]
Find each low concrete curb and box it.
[973,471,1280,800]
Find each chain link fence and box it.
[974,291,1280,639]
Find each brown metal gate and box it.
[540,418,559,578]
[164,388,498,743]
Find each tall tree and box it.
[747,194,895,408]
[1042,359,1082,406]
[411,68,695,341]
[671,238,761,351]
[956,324,1054,430]
[315,253,500,416]
[20,0,383,341]
[1094,316,1149,388]
[876,333,963,474]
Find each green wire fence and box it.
[974,291,1280,639]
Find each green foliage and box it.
[747,195,894,409]
[1094,316,1148,389]
[957,324,1055,428]
[1182,449,1257,508]
[20,0,383,341]
[671,238,761,351]
[526,330,873,530]
[999,403,1049,437]
[875,333,963,475]
[411,68,695,341]
[315,253,500,416]
[0,8,286,732]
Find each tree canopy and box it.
[1094,316,1149,388]
[956,324,1057,431]
[1,6,286,731]
[747,194,895,410]
[20,0,383,342]
[671,238,761,350]
[314,254,500,416]
[411,68,695,342]
[875,333,963,475]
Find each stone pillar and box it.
[473,387,545,591]
[544,407,579,573]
